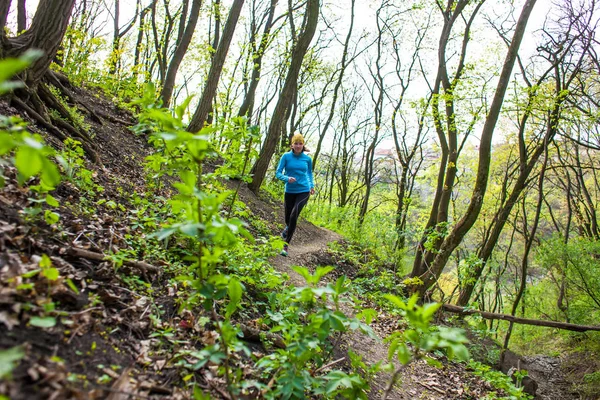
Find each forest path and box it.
[267,222,451,400]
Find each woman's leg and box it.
[284,192,310,244]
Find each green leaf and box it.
[42,267,59,281]
[448,343,470,361]
[44,210,60,225]
[396,342,411,365]
[39,254,52,268]
[0,58,30,83]
[15,146,42,180]
[314,266,334,282]
[45,194,59,207]
[0,134,16,155]
[0,346,25,379]
[150,226,179,240]
[384,294,406,309]
[291,266,311,283]
[22,269,41,278]
[178,223,204,237]
[226,277,243,318]
[65,279,79,294]
[41,159,60,188]
[356,308,377,324]
[30,316,57,328]
[422,302,441,320]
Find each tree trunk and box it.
[237,0,279,120]
[456,3,588,305]
[17,0,26,32]
[248,0,320,193]
[187,0,245,132]
[415,0,537,296]
[0,0,10,33]
[4,0,76,86]
[160,0,202,107]
[312,0,355,171]
[441,304,600,332]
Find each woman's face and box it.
[291,141,304,153]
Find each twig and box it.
[208,379,232,400]
[383,364,407,400]
[261,367,282,396]
[417,381,445,394]
[64,247,160,273]
[314,357,346,374]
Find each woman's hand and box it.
[310,187,315,195]
[288,177,297,183]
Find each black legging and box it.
[283,191,310,244]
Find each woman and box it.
[275,133,315,256]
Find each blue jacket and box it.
[276,151,315,194]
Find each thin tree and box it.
[411,0,537,298]
[237,0,279,121]
[187,0,245,132]
[160,0,202,107]
[311,0,358,170]
[248,0,320,192]
[457,0,593,305]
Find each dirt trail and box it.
[265,218,496,399]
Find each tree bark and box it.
[248,0,320,192]
[0,0,10,35]
[17,0,26,32]
[187,0,245,132]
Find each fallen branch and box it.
[442,304,600,332]
[64,247,160,274]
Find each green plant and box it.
[256,267,374,399]
[59,138,103,194]
[0,53,62,224]
[0,346,25,380]
[382,294,470,398]
[130,84,256,397]
[468,360,533,399]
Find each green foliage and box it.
[47,86,90,132]
[59,138,103,194]
[578,370,600,398]
[0,50,43,94]
[0,55,62,223]
[256,267,373,399]
[385,294,470,367]
[536,235,600,325]
[0,346,25,380]
[468,361,533,399]
[0,117,61,191]
[214,117,260,182]
[130,85,260,396]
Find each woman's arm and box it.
[275,153,288,182]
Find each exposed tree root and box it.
[8,76,101,163]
